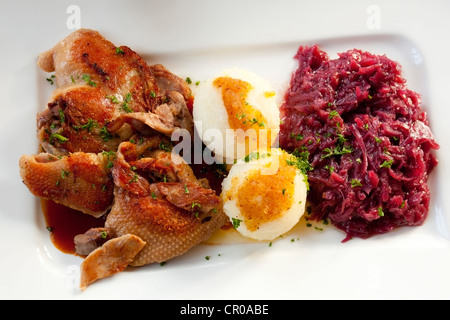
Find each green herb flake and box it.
[46,74,55,85]
[106,95,120,104]
[61,169,70,179]
[159,142,172,152]
[128,172,138,184]
[115,47,124,55]
[58,109,65,123]
[82,74,97,87]
[286,149,313,176]
[232,217,242,229]
[191,202,202,209]
[100,125,113,141]
[378,207,384,217]
[78,118,98,132]
[380,159,394,168]
[121,93,133,113]
[350,179,362,187]
[50,133,69,144]
[328,110,339,119]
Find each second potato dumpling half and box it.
[221,148,308,241]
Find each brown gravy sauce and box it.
[41,199,106,254]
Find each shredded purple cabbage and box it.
[279,45,439,241]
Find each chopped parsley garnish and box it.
[159,142,172,152]
[328,110,339,119]
[350,179,362,187]
[49,133,69,144]
[325,164,334,174]
[102,151,116,168]
[380,159,394,168]
[378,207,384,217]
[128,172,138,184]
[82,74,97,87]
[232,217,242,229]
[74,118,98,132]
[58,109,65,123]
[288,148,313,175]
[115,47,124,55]
[191,202,202,209]
[121,93,133,113]
[61,169,70,179]
[244,151,271,163]
[46,74,55,85]
[290,132,304,141]
[185,77,192,84]
[321,145,352,159]
[106,95,120,104]
[100,125,113,141]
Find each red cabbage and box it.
[279,45,439,241]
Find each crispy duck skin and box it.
[37,28,193,155]
[105,139,227,266]
[19,152,114,217]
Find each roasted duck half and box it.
[19,29,226,289]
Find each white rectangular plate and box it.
[2,0,450,300]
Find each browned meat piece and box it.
[106,188,226,266]
[37,86,134,155]
[157,182,221,215]
[149,64,191,101]
[19,152,114,217]
[79,234,146,290]
[113,91,194,137]
[105,140,227,266]
[37,28,193,154]
[74,227,115,256]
